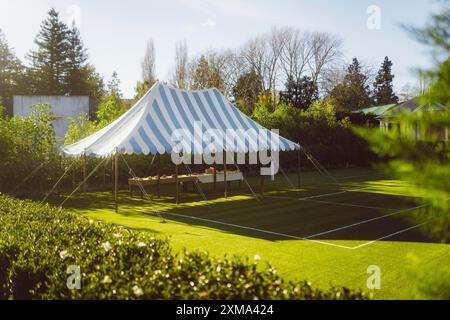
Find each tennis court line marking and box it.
[153,204,427,250]
[302,204,428,239]
[350,222,427,249]
[230,191,400,211]
[153,210,354,250]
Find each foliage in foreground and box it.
[0,195,367,300]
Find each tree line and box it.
[1,8,401,118]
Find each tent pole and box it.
[82,153,87,193]
[175,164,179,204]
[111,154,114,194]
[213,161,217,192]
[224,152,227,198]
[114,148,119,213]
[260,171,265,197]
[297,143,301,191]
[156,153,161,198]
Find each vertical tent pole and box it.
[175,164,179,204]
[114,148,119,213]
[213,161,217,192]
[103,158,106,187]
[82,153,87,193]
[260,171,265,196]
[156,153,161,198]
[224,152,227,198]
[297,143,301,191]
[111,154,114,194]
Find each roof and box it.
[377,98,446,119]
[351,104,397,116]
[62,82,299,157]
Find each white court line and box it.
[302,204,428,239]
[150,201,428,251]
[250,193,399,211]
[153,210,354,249]
[350,222,427,250]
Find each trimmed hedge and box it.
[0,195,367,299]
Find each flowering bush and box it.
[0,195,367,299]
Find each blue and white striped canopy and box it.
[63,82,300,157]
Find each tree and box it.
[65,23,88,95]
[96,72,124,127]
[232,71,262,114]
[0,29,25,109]
[372,56,398,105]
[141,38,156,86]
[329,58,373,111]
[135,38,157,100]
[190,55,225,92]
[172,41,189,89]
[27,8,70,95]
[279,75,318,110]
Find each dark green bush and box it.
[0,195,367,300]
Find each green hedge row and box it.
[0,195,367,299]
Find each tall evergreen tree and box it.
[233,71,262,114]
[27,8,70,95]
[330,58,373,111]
[279,75,318,110]
[372,56,399,105]
[65,23,88,95]
[0,29,25,109]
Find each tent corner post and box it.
[82,152,87,193]
[114,148,119,213]
[175,163,179,205]
[156,153,161,198]
[224,152,227,198]
[297,143,301,191]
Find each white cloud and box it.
[200,18,216,27]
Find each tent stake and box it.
[114,148,119,213]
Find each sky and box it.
[0,0,442,98]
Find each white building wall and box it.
[13,95,89,138]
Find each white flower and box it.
[102,275,112,284]
[254,254,261,262]
[137,242,146,247]
[59,250,69,260]
[113,233,122,238]
[216,265,221,272]
[132,285,144,297]
[102,241,112,252]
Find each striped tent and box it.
[63,82,300,157]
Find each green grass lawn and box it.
[47,167,450,299]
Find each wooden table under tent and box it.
[53,81,301,214]
[128,169,243,198]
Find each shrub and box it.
[0,195,367,300]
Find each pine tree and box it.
[373,56,399,105]
[330,58,373,111]
[27,8,70,95]
[279,75,318,110]
[0,29,25,108]
[65,23,88,95]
